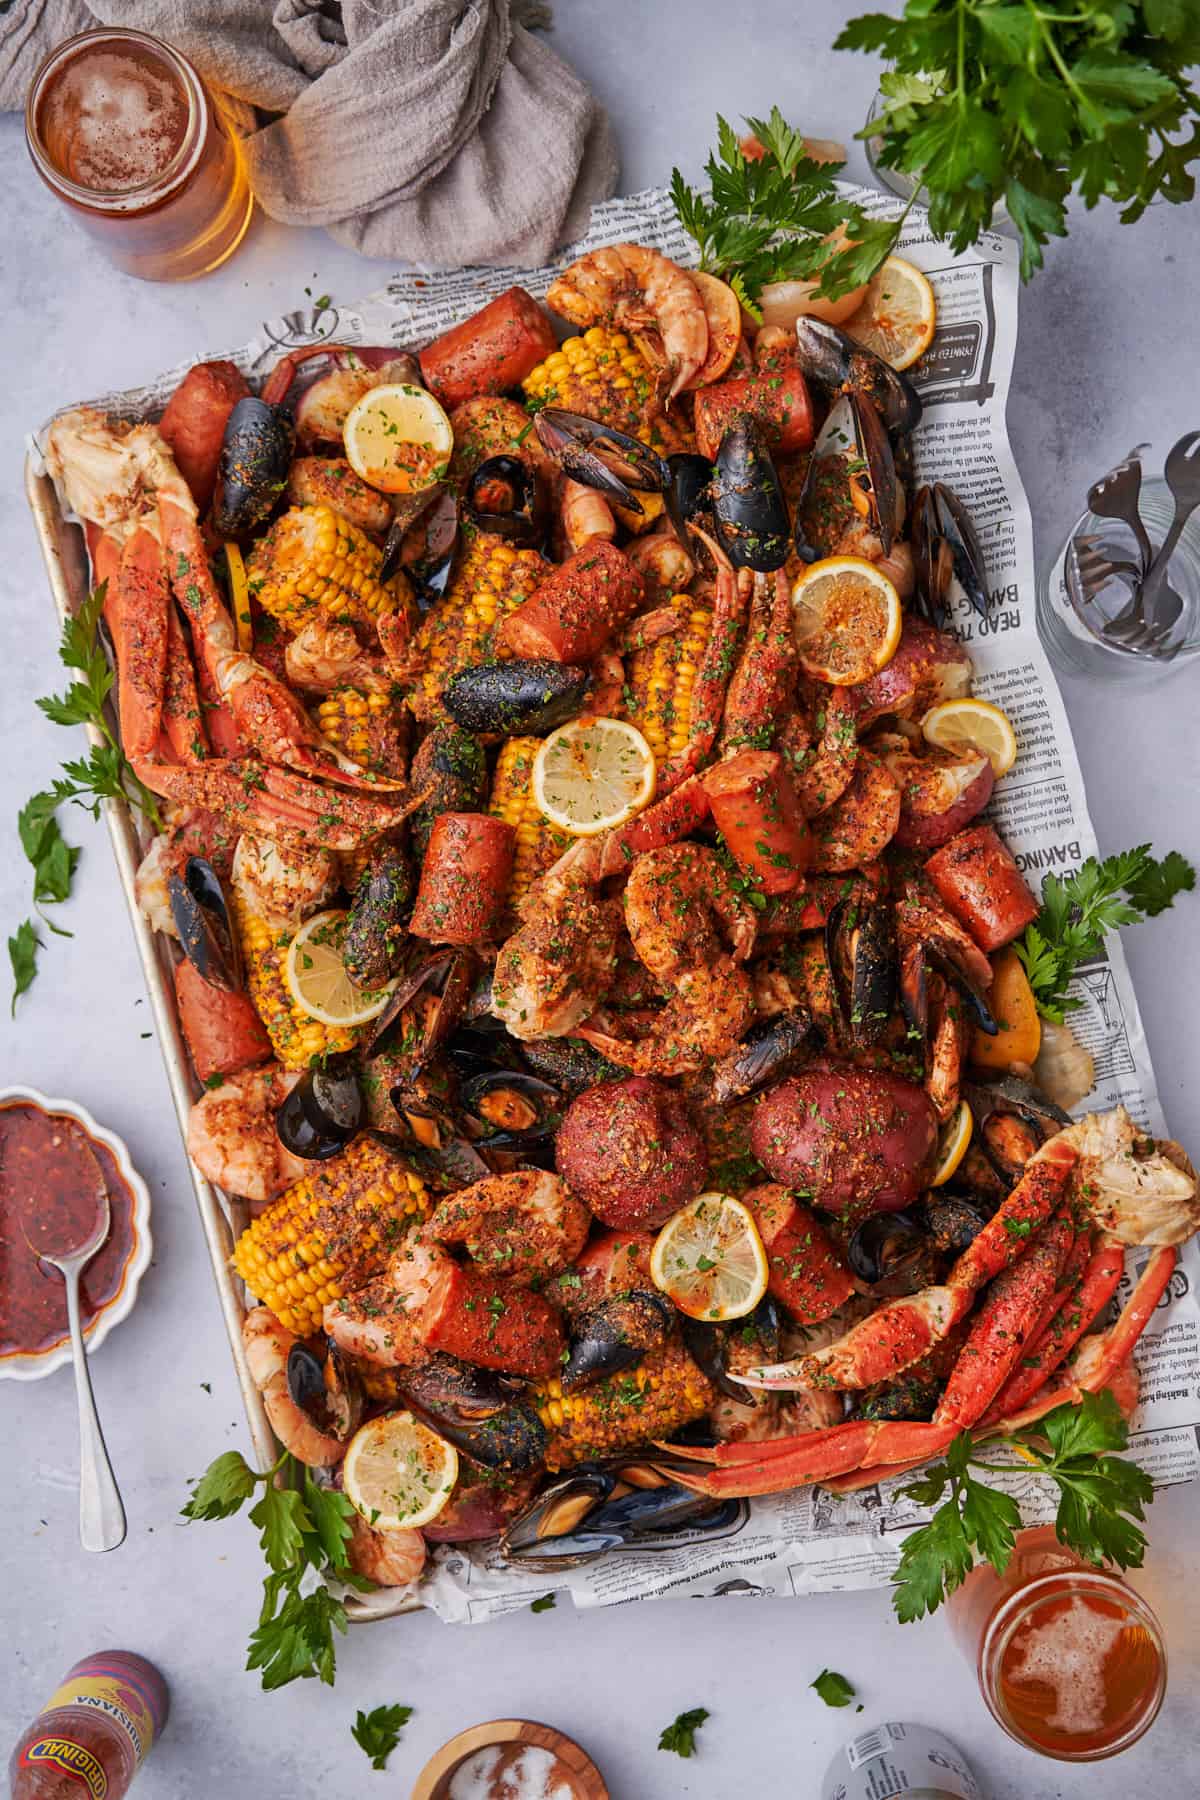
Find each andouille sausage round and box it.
[924,824,1039,952]
[703,750,811,895]
[408,812,515,944]
[501,541,645,663]
[418,287,558,410]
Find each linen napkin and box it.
[4,0,619,267]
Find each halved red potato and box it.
[876,736,995,849]
[849,617,974,728]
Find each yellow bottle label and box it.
[19,1738,109,1797]
[41,1671,156,1762]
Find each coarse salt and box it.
[447,1742,575,1800]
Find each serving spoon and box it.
[17,1130,127,1553]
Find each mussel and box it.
[710,420,790,571]
[963,1075,1071,1183]
[534,408,668,512]
[211,396,296,541]
[846,1211,940,1295]
[368,942,475,1071]
[519,1035,624,1098]
[380,486,458,592]
[443,661,592,737]
[855,1372,941,1423]
[561,1292,673,1393]
[500,1464,734,1570]
[343,841,413,988]
[899,937,998,1040]
[395,1354,546,1472]
[708,1010,817,1107]
[924,1191,995,1252]
[793,393,898,564]
[465,455,548,545]
[827,898,896,1047]
[793,318,923,436]
[664,451,714,545]
[912,481,990,626]
[168,856,241,991]
[276,1057,365,1161]
[680,1297,782,1402]
[286,1337,362,1442]
[458,1070,561,1152]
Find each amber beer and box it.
[25,29,252,281]
[947,1525,1166,1760]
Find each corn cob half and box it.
[232,1136,430,1337]
[533,1340,714,1471]
[621,602,713,766]
[247,504,411,634]
[315,683,407,781]
[408,531,548,720]
[489,737,570,914]
[522,327,697,483]
[232,889,360,1069]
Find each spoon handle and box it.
[64,1270,127,1553]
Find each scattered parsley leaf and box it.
[658,1707,710,1758]
[9,920,41,1018]
[811,1669,857,1708]
[351,1703,413,1771]
[531,1592,557,1613]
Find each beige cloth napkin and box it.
[5,0,619,266]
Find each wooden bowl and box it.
[410,1719,608,1800]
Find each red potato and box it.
[743,1184,855,1324]
[561,1230,658,1315]
[501,541,644,663]
[925,824,1039,952]
[876,737,995,850]
[418,287,558,409]
[849,617,974,729]
[420,1264,565,1377]
[703,750,811,896]
[751,1068,938,1222]
[408,812,515,945]
[556,1078,708,1230]
[424,1468,541,1543]
[174,958,271,1083]
[158,359,249,511]
[808,752,901,872]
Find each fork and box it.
[1137,429,1200,640]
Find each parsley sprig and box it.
[837,1,1200,279]
[1015,844,1194,1022]
[10,582,164,1013]
[670,107,904,315]
[351,1703,413,1771]
[811,1668,858,1708]
[182,1448,371,1690]
[658,1707,710,1758]
[892,1391,1153,1623]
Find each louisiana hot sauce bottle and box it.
[9,1653,167,1799]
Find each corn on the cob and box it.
[533,1341,714,1471]
[314,682,407,782]
[488,737,569,911]
[232,1137,430,1337]
[522,328,695,478]
[621,602,713,765]
[232,889,360,1069]
[247,504,410,633]
[409,531,549,719]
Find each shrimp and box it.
[242,1307,347,1467]
[287,456,392,534]
[492,838,622,1040]
[719,568,797,753]
[231,832,338,932]
[546,244,709,401]
[624,525,695,599]
[783,682,859,817]
[428,1171,591,1284]
[561,477,616,551]
[345,1511,428,1588]
[186,1065,306,1201]
[284,619,384,695]
[323,1238,453,1367]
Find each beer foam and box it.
[45,50,187,191]
[1005,1597,1128,1737]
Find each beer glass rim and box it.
[24,27,209,214]
[978,1567,1167,1762]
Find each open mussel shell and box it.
[212,397,296,541]
[900,940,998,1039]
[465,455,548,544]
[169,856,241,992]
[846,1211,940,1295]
[443,660,592,737]
[458,1070,562,1151]
[285,1338,362,1441]
[793,318,923,436]
[276,1057,365,1160]
[379,487,459,592]
[923,1191,994,1252]
[561,1291,673,1393]
[708,1009,816,1107]
[395,1354,546,1471]
[680,1296,782,1402]
[499,1465,732,1569]
[664,451,714,546]
[534,407,669,510]
[828,898,896,1047]
[710,419,790,571]
[368,942,474,1070]
[963,1075,1071,1183]
[913,482,990,627]
[793,392,896,564]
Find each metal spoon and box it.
[1137,429,1200,640]
[19,1134,127,1553]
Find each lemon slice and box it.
[930,1099,973,1187]
[791,556,902,686]
[532,717,656,837]
[343,382,453,496]
[650,1193,769,1322]
[224,542,252,653]
[342,1411,458,1533]
[846,255,937,370]
[284,909,395,1028]
[921,697,1018,778]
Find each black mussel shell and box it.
[899,940,998,1039]
[793,319,922,436]
[709,1009,816,1107]
[933,482,989,619]
[465,455,548,545]
[276,1058,365,1160]
[500,1468,614,1560]
[710,419,790,571]
[458,1070,562,1150]
[396,1354,546,1471]
[169,856,241,992]
[519,1035,624,1096]
[856,1373,941,1422]
[964,1074,1070,1183]
[379,488,459,592]
[924,1192,993,1252]
[850,390,898,557]
[443,660,591,737]
[665,452,714,543]
[680,1296,782,1402]
[500,1466,732,1569]
[828,899,896,1047]
[534,407,669,510]
[561,1291,673,1393]
[846,1211,939,1295]
[368,943,474,1068]
[212,397,295,541]
[344,841,413,989]
[410,725,487,860]
[285,1339,361,1440]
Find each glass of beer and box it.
[946,1526,1167,1761]
[25,28,253,281]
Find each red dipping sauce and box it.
[0,1101,136,1359]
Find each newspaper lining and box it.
[37,183,1198,1625]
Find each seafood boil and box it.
[43,242,1198,1594]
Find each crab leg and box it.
[139,759,418,852]
[982,1233,1125,1423]
[161,601,208,765]
[719,566,797,753]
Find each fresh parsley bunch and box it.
[838,1,1200,278]
[892,1390,1154,1622]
